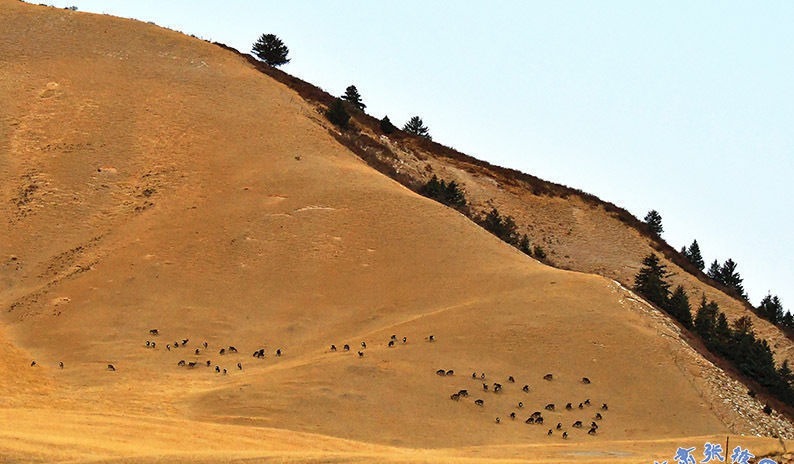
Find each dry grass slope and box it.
[0,1,792,462]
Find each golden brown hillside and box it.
[1,2,792,462]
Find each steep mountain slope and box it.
[245,49,794,370]
[0,2,791,462]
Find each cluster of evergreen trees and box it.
[417,177,546,261]
[680,239,790,331]
[758,293,793,329]
[322,84,432,142]
[705,258,747,300]
[419,175,466,210]
[634,253,794,406]
[477,207,546,260]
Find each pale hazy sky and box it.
[40,1,793,309]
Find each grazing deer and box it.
[107,364,116,371]
[149,329,159,336]
[474,399,484,406]
[543,373,553,381]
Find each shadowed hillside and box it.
[1,2,792,462]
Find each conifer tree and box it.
[633,253,671,308]
[379,115,396,134]
[686,240,705,270]
[667,285,693,327]
[707,260,722,282]
[758,294,784,325]
[643,210,663,236]
[325,98,350,128]
[719,259,747,300]
[252,33,290,66]
[403,116,431,140]
[694,296,719,342]
[342,85,366,110]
